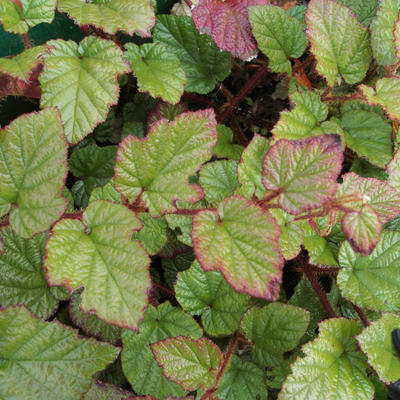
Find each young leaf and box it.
[360,77,400,121]
[84,381,133,400]
[89,179,122,204]
[340,109,392,168]
[336,0,379,26]
[175,261,249,336]
[240,303,310,367]
[199,160,239,205]
[114,109,217,216]
[305,0,372,86]
[151,336,223,391]
[0,228,61,319]
[0,45,45,80]
[280,318,374,400]
[121,302,202,398]
[272,89,328,140]
[0,0,56,33]
[0,305,119,400]
[262,135,343,215]
[192,195,284,299]
[213,125,244,161]
[357,313,400,384]
[249,5,307,74]
[124,43,186,105]
[192,0,268,61]
[337,231,400,312]
[57,0,155,36]
[370,0,400,66]
[216,355,268,400]
[40,36,129,144]
[0,108,67,238]
[45,200,151,330]
[153,15,231,94]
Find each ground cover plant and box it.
[2,0,400,398]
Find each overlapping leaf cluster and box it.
[1,0,400,399]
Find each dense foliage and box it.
[1,0,400,398]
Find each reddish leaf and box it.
[192,0,268,61]
[0,63,42,98]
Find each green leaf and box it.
[262,135,343,215]
[153,15,231,94]
[340,109,392,168]
[199,160,239,205]
[121,302,202,398]
[192,195,283,299]
[280,318,374,400]
[337,0,378,26]
[115,109,217,216]
[272,89,328,141]
[388,147,400,191]
[306,0,372,86]
[162,252,194,289]
[89,179,122,204]
[357,313,400,384]
[175,261,249,336]
[0,305,119,400]
[0,0,56,33]
[151,336,223,391]
[124,43,186,105]
[133,213,168,255]
[69,290,122,345]
[237,134,270,199]
[216,355,268,400]
[337,231,400,312]
[0,45,45,80]
[45,200,151,330]
[165,214,193,246]
[371,0,400,66]
[84,381,133,400]
[213,125,244,161]
[249,5,307,74]
[0,108,67,238]
[240,303,309,367]
[40,36,129,144]
[0,228,60,319]
[57,0,155,36]
[360,77,400,121]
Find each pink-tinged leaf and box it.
[192,195,284,299]
[388,148,400,192]
[124,396,194,399]
[192,0,268,61]
[262,135,343,215]
[342,205,382,256]
[337,172,400,223]
[151,336,223,391]
[0,63,42,98]
[147,102,187,130]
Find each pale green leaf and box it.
[0,46,45,80]
[165,214,193,246]
[388,147,400,192]
[357,313,400,384]
[0,0,56,33]
[84,381,133,400]
[272,89,328,141]
[175,261,249,336]
[306,0,372,86]
[0,306,119,400]
[337,231,400,312]
[371,0,400,66]
[0,108,67,238]
[45,200,151,330]
[216,355,268,400]
[40,36,130,144]
[199,160,239,205]
[124,43,186,105]
[57,0,154,35]
[192,195,283,299]
[213,125,244,161]
[151,336,223,391]
[280,318,374,400]
[89,179,122,204]
[114,109,217,216]
[153,15,231,94]
[249,5,307,74]
[121,302,202,398]
[133,213,168,255]
[240,303,309,367]
[337,0,378,26]
[0,228,60,319]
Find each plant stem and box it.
[353,304,370,327]
[184,0,193,7]
[154,282,175,297]
[22,33,31,49]
[219,63,269,123]
[297,255,337,319]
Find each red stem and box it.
[297,255,337,319]
[154,282,175,297]
[22,33,31,49]
[184,0,193,7]
[353,304,370,327]
[219,63,269,123]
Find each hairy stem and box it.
[153,282,175,297]
[353,304,370,327]
[22,33,31,49]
